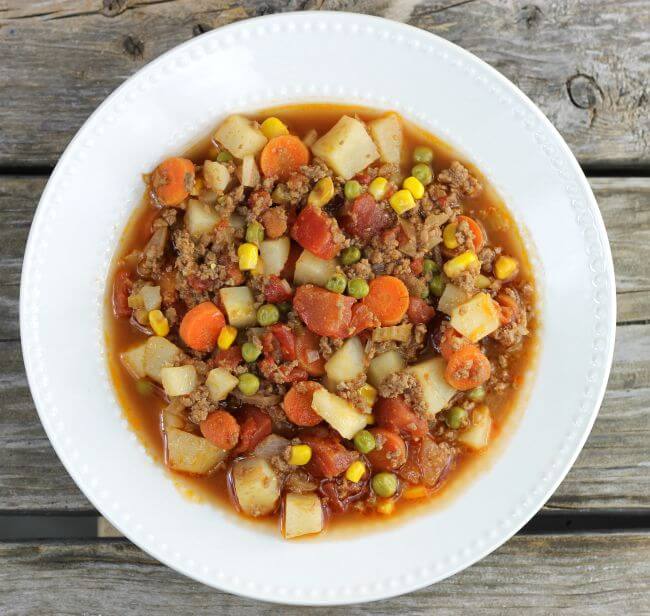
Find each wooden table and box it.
[1,1,649,613]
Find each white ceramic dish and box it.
[21,12,615,605]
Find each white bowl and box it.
[21,12,615,605]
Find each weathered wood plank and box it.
[0,534,648,614]
[1,0,648,167]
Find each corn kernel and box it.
[148,309,169,336]
[443,250,479,278]
[358,384,378,407]
[260,117,289,140]
[237,242,259,271]
[476,274,491,289]
[494,255,519,280]
[289,444,312,466]
[389,189,416,215]
[368,176,389,200]
[345,460,367,483]
[217,325,237,350]
[376,499,395,515]
[443,223,459,249]
[403,485,428,500]
[307,177,335,208]
[402,176,425,199]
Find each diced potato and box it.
[259,237,290,276]
[438,283,471,315]
[162,400,186,431]
[205,367,239,402]
[203,160,230,192]
[239,155,260,188]
[120,342,147,379]
[311,388,368,439]
[231,457,280,517]
[160,365,197,397]
[405,358,456,418]
[367,350,406,388]
[166,428,227,475]
[368,113,403,165]
[283,493,324,539]
[311,116,379,180]
[371,324,412,343]
[293,250,337,286]
[450,292,501,342]
[138,285,161,312]
[302,129,318,148]
[219,286,256,328]
[325,336,365,385]
[253,434,290,459]
[458,405,492,450]
[213,114,267,159]
[185,199,220,238]
[144,336,182,383]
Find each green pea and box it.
[413,146,434,164]
[277,301,292,315]
[429,273,445,297]
[423,258,440,275]
[245,221,264,246]
[347,278,369,299]
[468,386,486,402]
[353,429,376,454]
[344,180,362,201]
[446,406,468,430]
[420,285,430,299]
[326,273,347,294]
[411,163,433,185]
[217,151,233,163]
[238,373,260,395]
[257,303,280,326]
[340,246,362,266]
[371,472,398,498]
[241,342,262,363]
[135,379,154,396]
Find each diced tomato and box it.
[211,345,243,370]
[281,240,302,280]
[349,303,379,335]
[366,428,407,471]
[291,205,342,259]
[375,397,428,438]
[407,296,436,325]
[259,357,308,384]
[340,194,392,243]
[301,429,359,478]
[187,275,212,292]
[233,406,272,455]
[380,225,400,244]
[269,324,296,361]
[293,285,355,338]
[112,270,133,318]
[399,437,454,488]
[411,257,424,275]
[295,329,326,376]
[263,276,293,303]
[354,172,371,186]
[227,263,245,286]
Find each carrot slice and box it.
[295,329,326,376]
[179,301,226,352]
[151,157,195,206]
[361,276,410,326]
[444,345,491,390]
[457,215,485,252]
[200,410,240,450]
[439,327,478,361]
[283,381,323,427]
[260,135,309,180]
[366,428,407,471]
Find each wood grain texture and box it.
[0,534,648,614]
[1,0,648,168]
[0,175,648,511]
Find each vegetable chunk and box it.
[231,457,280,517]
[213,115,267,158]
[283,493,324,539]
[368,113,403,164]
[405,357,456,418]
[450,292,501,342]
[166,428,227,475]
[311,388,369,439]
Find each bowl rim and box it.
[20,11,616,605]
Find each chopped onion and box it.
[232,391,282,407]
[372,323,413,342]
[306,349,320,363]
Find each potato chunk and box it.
[405,358,456,418]
[259,237,290,276]
[368,113,403,165]
[311,388,368,439]
[450,292,501,342]
[185,199,220,237]
[205,367,239,402]
[311,116,379,180]
[458,405,492,450]
[283,493,324,539]
[437,283,471,316]
[325,336,365,385]
[231,458,280,517]
[293,250,337,286]
[166,428,227,475]
[160,365,197,397]
[203,160,230,191]
[239,155,261,188]
[367,350,405,388]
[120,342,147,379]
[219,286,256,328]
[213,114,267,158]
[144,336,182,383]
